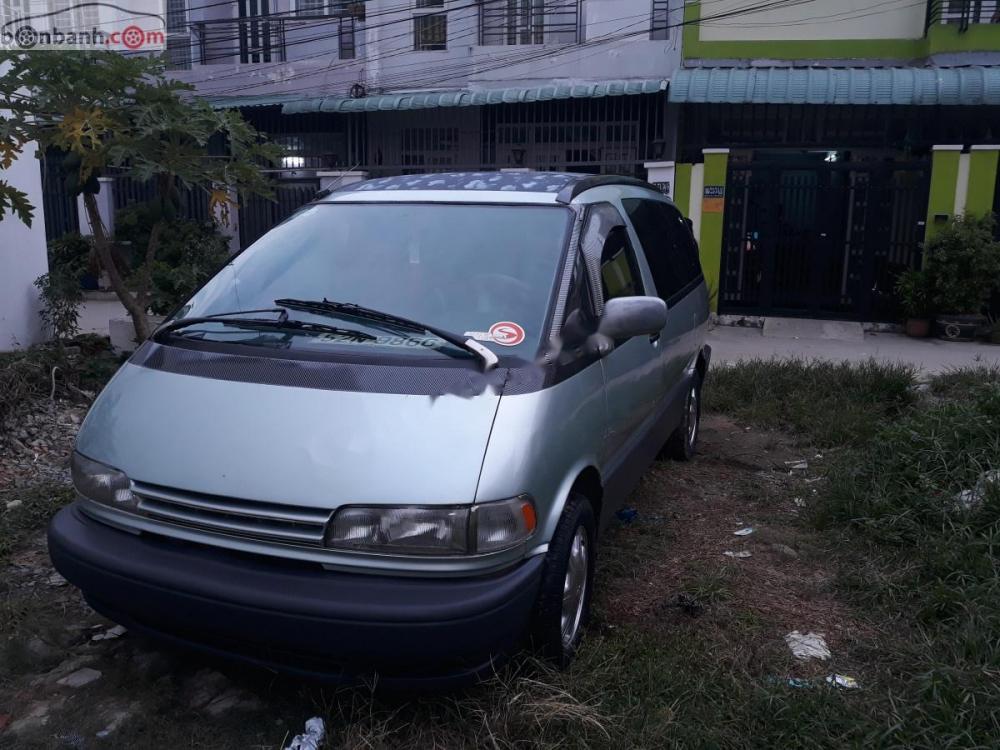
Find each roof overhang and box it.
[208,79,669,114]
[669,66,1000,106]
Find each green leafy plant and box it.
[894,267,935,319]
[925,214,1000,315]
[0,51,281,343]
[33,272,82,343]
[115,205,230,315]
[31,234,93,343]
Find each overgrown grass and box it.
[5,358,998,748]
[709,360,1000,748]
[704,358,917,445]
[0,334,120,424]
[0,483,72,566]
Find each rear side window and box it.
[600,227,644,301]
[622,198,703,302]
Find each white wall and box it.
[699,0,926,42]
[175,0,683,98]
[0,146,49,350]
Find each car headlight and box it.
[325,496,536,556]
[71,452,136,508]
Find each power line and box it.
[199,6,645,95]
[206,0,820,102]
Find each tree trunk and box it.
[82,192,152,343]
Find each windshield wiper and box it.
[274,298,499,371]
[156,311,376,342]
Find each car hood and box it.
[75,359,504,508]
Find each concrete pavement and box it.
[708,323,1000,375]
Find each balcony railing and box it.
[927,0,1000,31]
[190,14,357,65]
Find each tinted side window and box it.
[600,227,644,302]
[561,251,599,347]
[622,198,703,301]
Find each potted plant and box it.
[894,267,934,337]
[924,214,1000,341]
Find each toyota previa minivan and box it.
[49,172,710,685]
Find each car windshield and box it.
[171,202,573,358]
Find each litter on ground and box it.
[723,550,752,559]
[733,527,754,536]
[826,674,860,689]
[91,625,126,642]
[953,469,1000,511]
[616,507,639,524]
[285,717,326,750]
[784,631,831,661]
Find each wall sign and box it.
[651,181,671,197]
[703,185,725,213]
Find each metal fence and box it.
[239,180,320,248]
[109,170,212,223]
[40,152,80,242]
[927,0,1000,29]
[721,159,930,321]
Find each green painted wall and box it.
[700,152,729,312]
[682,1,1000,61]
[966,149,1000,218]
[673,163,693,217]
[926,149,961,240]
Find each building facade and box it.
[25,1,1000,327]
[163,0,686,245]
[670,0,1000,320]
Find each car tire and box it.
[531,492,595,668]
[664,371,701,461]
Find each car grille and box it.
[132,481,332,547]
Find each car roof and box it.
[320,171,662,205]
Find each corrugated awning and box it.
[208,79,668,114]
[669,66,1000,106]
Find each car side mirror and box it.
[597,296,667,341]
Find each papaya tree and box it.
[0,51,281,341]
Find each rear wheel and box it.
[531,493,595,668]
[664,371,701,461]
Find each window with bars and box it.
[651,0,670,40]
[480,0,580,45]
[296,0,325,16]
[414,12,447,50]
[165,0,191,69]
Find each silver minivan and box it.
[49,172,710,685]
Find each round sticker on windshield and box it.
[489,321,525,347]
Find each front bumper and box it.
[48,503,544,686]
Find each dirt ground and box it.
[0,413,864,747]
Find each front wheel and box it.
[664,371,701,461]
[531,493,595,668]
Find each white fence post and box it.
[77,177,116,238]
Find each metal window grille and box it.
[296,0,325,16]
[238,0,275,63]
[339,15,356,58]
[480,0,580,45]
[651,0,670,40]
[928,0,1000,29]
[414,12,447,50]
[166,0,192,70]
